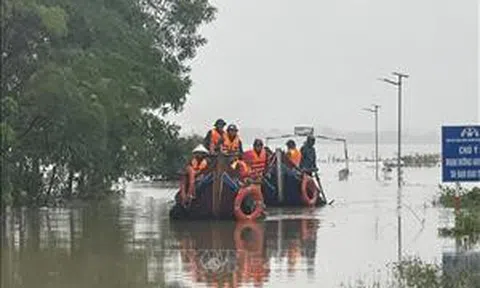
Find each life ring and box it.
[234,221,264,253]
[178,165,196,205]
[233,185,265,221]
[300,173,318,206]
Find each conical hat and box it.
[192,144,208,154]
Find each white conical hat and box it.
[192,144,208,154]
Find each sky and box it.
[166,0,478,136]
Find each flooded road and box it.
[1,146,476,287]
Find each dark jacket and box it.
[203,129,225,152]
[300,144,317,171]
[203,130,213,151]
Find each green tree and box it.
[1,0,216,205]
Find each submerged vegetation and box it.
[438,185,480,209]
[341,257,480,288]
[401,153,440,168]
[437,185,480,240]
[343,185,480,288]
[1,0,216,206]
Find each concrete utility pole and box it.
[379,71,409,263]
[379,72,409,188]
[363,104,380,181]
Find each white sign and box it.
[294,126,314,136]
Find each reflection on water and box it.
[170,218,318,287]
[2,161,479,287]
[1,201,167,288]
[1,199,319,288]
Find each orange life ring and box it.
[300,173,318,206]
[234,185,265,221]
[234,221,264,253]
[178,165,196,205]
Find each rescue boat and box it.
[259,126,348,206]
[169,152,266,221]
[260,150,328,207]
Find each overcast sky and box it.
[167,0,478,135]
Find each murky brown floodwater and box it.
[2,159,478,288]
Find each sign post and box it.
[442,125,480,216]
[442,125,480,183]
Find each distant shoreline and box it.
[179,127,440,145]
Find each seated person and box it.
[230,155,250,183]
[285,139,302,168]
[220,124,243,155]
[203,118,226,154]
[243,139,268,180]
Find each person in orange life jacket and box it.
[244,139,268,179]
[230,154,250,181]
[285,140,302,168]
[230,154,258,214]
[177,144,209,205]
[189,144,209,175]
[220,124,243,154]
[203,118,226,153]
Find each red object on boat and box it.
[300,173,319,206]
[234,185,264,221]
[179,165,196,205]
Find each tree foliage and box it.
[1,0,216,206]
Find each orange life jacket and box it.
[222,134,241,153]
[190,158,208,172]
[231,159,250,179]
[245,149,267,176]
[209,129,223,153]
[286,148,302,166]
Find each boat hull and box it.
[261,164,326,207]
[169,172,266,221]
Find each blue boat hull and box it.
[261,164,326,207]
[169,172,240,220]
[169,172,266,221]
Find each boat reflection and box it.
[170,217,320,287]
[1,200,319,288]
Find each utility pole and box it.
[363,104,380,180]
[379,72,409,188]
[379,71,409,263]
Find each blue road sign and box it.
[442,125,480,182]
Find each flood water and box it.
[2,144,478,288]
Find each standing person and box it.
[220,124,243,155]
[285,140,302,167]
[300,135,318,175]
[203,119,227,154]
[244,139,268,179]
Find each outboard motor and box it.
[338,168,349,181]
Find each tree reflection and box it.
[1,199,167,288]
